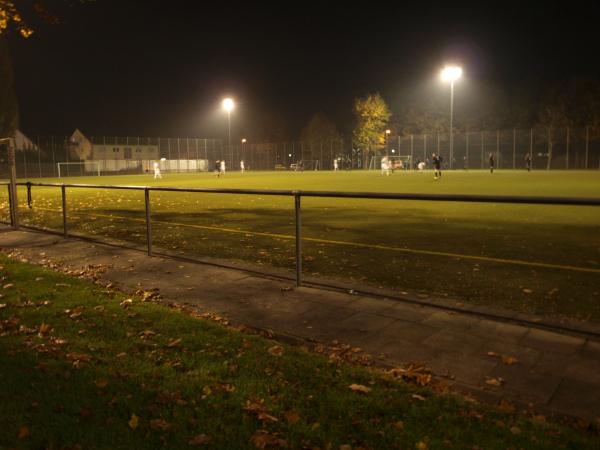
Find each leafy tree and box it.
[301,112,340,142]
[352,93,391,167]
[537,84,570,169]
[0,1,35,38]
[0,37,18,138]
[300,112,340,159]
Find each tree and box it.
[0,37,18,138]
[352,93,391,168]
[537,84,570,170]
[300,112,340,160]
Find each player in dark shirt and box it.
[489,153,495,174]
[432,153,442,179]
[525,153,531,172]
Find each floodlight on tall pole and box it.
[222,98,235,163]
[441,66,462,169]
[385,129,391,156]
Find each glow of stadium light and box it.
[441,66,462,82]
[222,98,234,112]
[241,138,247,143]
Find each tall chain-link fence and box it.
[1,128,599,178]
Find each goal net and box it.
[368,155,412,171]
[57,161,101,178]
[290,160,320,171]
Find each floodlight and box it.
[222,98,234,112]
[441,66,463,82]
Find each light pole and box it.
[222,98,234,166]
[441,66,462,169]
[385,129,391,156]
[241,138,246,169]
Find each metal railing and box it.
[4,182,600,287]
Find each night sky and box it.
[7,1,600,139]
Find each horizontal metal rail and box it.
[8,181,600,206]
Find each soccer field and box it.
[7,170,600,323]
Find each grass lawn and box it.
[0,254,598,449]
[5,170,600,322]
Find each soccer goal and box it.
[368,155,412,171]
[57,161,101,178]
[290,160,320,171]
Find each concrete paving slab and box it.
[365,319,440,346]
[422,329,487,356]
[548,378,600,420]
[427,351,499,385]
[521,328,586,355]
[421,310,481,331]
[468,319,530,343]
[374,339,439,365]
[488,364,564,405]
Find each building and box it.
[9,130,40,152]
[69,129,159,161]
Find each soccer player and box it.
[489,153,495,174]
[525,153,531,172]
[153,161,162,179]
[220,159,226,174]
[240,160,245,173]
[381,156,390,176]
[214,160,221,177]
[432,153,441,179]
[333,158,339,171]
[417,161,426,171]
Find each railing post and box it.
[7,184,14,228]
[61,185,68,238]
[294,192,302,287]
[145,188,152,256]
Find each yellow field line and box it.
[32,207,600,274]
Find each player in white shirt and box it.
[240,160,245,173]
[220,160,226,174]
[153,161,162,179]
[381,156,390,176]
[333,158,339,171]
[417,161,426,171]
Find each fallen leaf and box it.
[411,394,426,401]
[188,434,212,445]
[94,379,109,388]
[393,420,404,431]
[339,445,352,450]
[128,414,139,430]
[167,338,182,348]
[415,441,428,450]
[485,377,504,387]
[79,407,94,418]
[150,419,171,431]
[487,351,499,357]
[501,355,518,365]
[3,283,14,289]
[18,425,29,439]
[522,288,533,294]
[284,411,300,425]
[0,303,6,309]
[250,429,287,449]
[120,299,133,308]
[498,399,516,413]
[38,323,52,335]
[510,426,521,435]
[268,345,284,357]
[349,384,371,394]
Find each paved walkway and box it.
[0,227,599,421]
